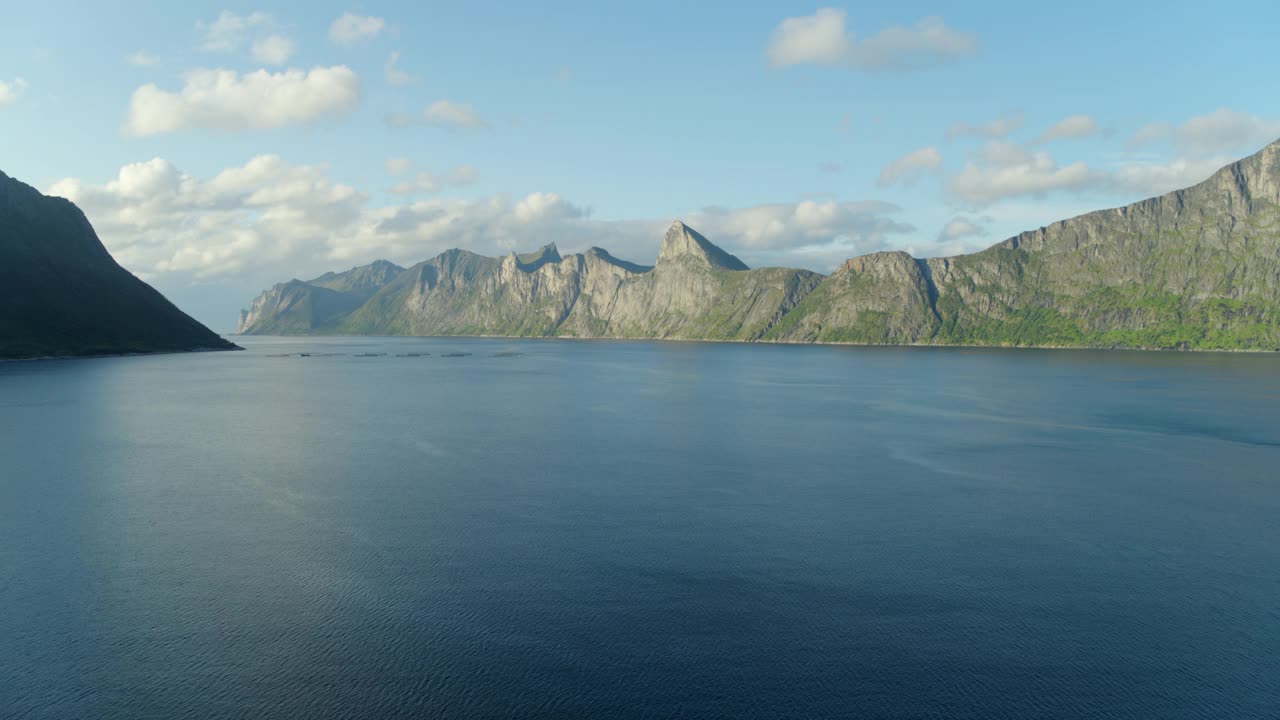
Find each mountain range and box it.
[239,140,1280,351]
[0,169,237,360]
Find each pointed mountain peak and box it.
[657,220,749,270]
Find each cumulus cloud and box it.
[938,217,983,242]
[1109,156,1231,197]
[1034,114,1097,144]
[939,132,1242,207]
[0,78,27,107]
[251,35,296,65]
[946,112,1022,140]
[338,194,593,263]
[47,156,918,304]
[387,100,490,131]
[767,9,978,70]
[45,157,585,280]
[949,141,1099,205]
[124,66,362,136]
[1131,109,1280,156]
[384,51,416,85]
[389,165,479,195]
[46,155,365,279]
[353,197,908,272]
[128,51,160,67]
[330,12,386,45]
[692,200,909,247]
[878,146,942,186]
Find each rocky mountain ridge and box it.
[239,139,1280,350]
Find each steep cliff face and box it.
[780,139,1280,349]
[242,222,823,340]
[1,169,237,359]
[335,248,578,336]
[239,139,1280,350]
[766,252,939,343]
[560,226,821,340]
[237,260,404,334]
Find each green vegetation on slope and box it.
[238,140,1280,351]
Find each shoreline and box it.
[228,333,1280,355]
[0,344,243,364]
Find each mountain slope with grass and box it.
[240,140,1280,351]
[767,139,1280,350]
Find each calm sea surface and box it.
[2,337,1279,719]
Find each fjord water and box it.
[2,339,1278,719]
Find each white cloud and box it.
[424,100,487,130]
[1109,156,1230,197]
[356,198,913,273]
[198,10,272,52]
[124,66,362,136]
[388,100,490,131]
[946,112,1022,140]
[938,216,983,241]
[0,78,27,107]
[127,51,160,67]
[767,10,978,70]
[1131,109,1280,156]
[692,200,909,249]
[933,216,990,255]
[878,145,942,186]
[949,141,1099,205]
[767,8,847,66]
[251,35,296,66]
[196,11,295,66]
[48,156,916,299]
[389,165,478,195]
[514,191,578,222]
[1035,114,1097,143]
[46,155,365,279]
[384,51,416,85]
[385,157,411,175]
[330,12,386,45]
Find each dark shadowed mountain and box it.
[1,169,238,360]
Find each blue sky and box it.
[3,1,1279,329]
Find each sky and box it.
[3,1,1280,330]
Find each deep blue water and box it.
[2,337,1279,719]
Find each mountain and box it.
[240,140,1280,350]
[236,260,403,334]
[1,169,238,360]
[240,222,822,340]
[766,139,1280,349]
